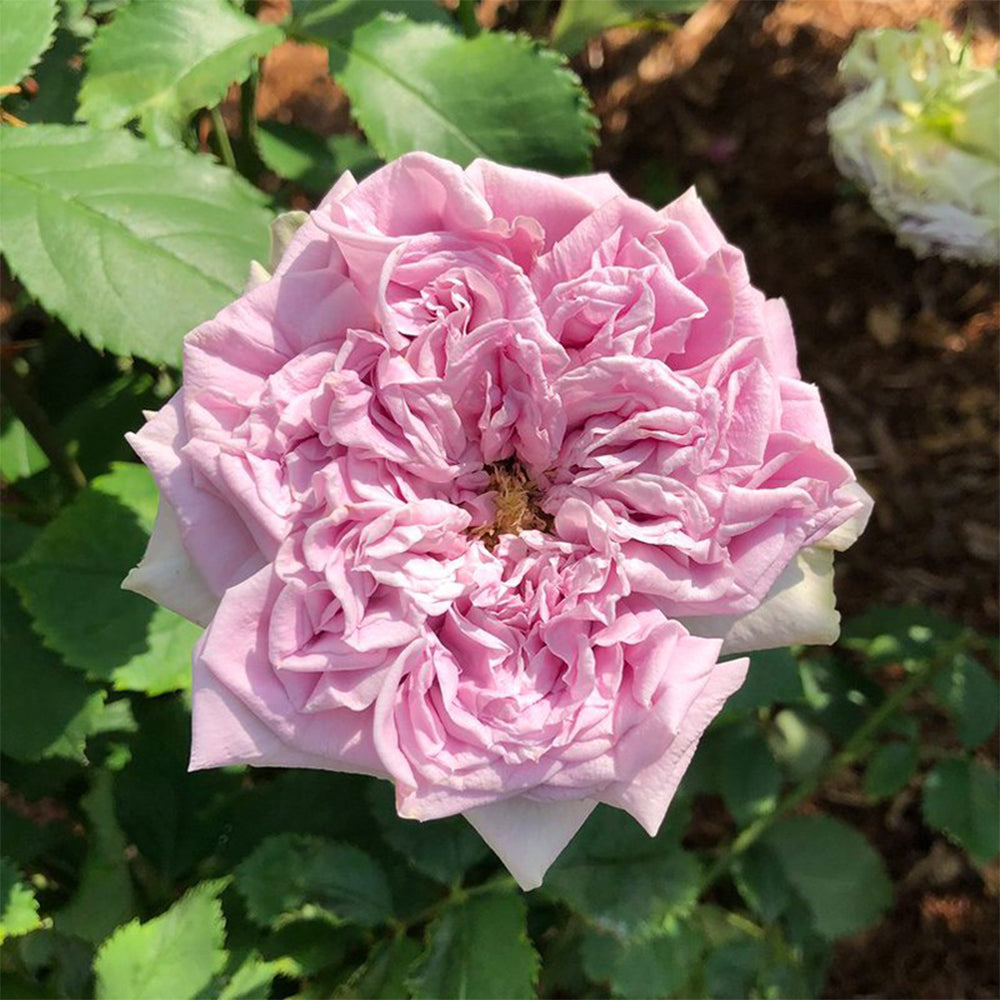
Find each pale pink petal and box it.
[463,796,597,890]
[127,396,264,595]
[598,656,749,833]
[122,501,219,627]
[195,565,386,776]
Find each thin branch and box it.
[210,106,237,172]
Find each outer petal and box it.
[194,565,386,776]
[598,656,749,833]
[122,501,219,627]
[466,159,615,250]
[463,797,597,891]
[190,653,370,772]
[682,548,840,655]
[127,396,265,595]
[815,482,874,552]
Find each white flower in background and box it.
[828,20,999,265]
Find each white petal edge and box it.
[682,547,839,656]
[463,797,597,891]
[122,501,220,627]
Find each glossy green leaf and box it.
[932,653,999,749]
[409,893,538,1000]
[94,880,228,1000]
[732,843,794,923]
[582,920,703,999]
[0,0,57,87]
[0,409,46,482]
[292,0,452,44]
[551,0,703,56]
[328,14,598,172]
[235,834,393,929]
[841,605,965,665]
[761,815,892,939]
[77,0,282,143]
[340,935,422,999]
[0,125,270,365]
[543,805,701,935]
[0,857,43,942]
[257,121,381,192]
[0,581,107,763]
[56,770,135,944]
[721,647,804,716]
[368,781,489,885]
[923,756,999,865]
[864,740,919,801]
[7,463,199,694]
[114,696,244,880]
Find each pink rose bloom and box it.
[125,154,871,889]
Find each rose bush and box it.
[125,153,871,888]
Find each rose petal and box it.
[815,481,874,551]
[463,796,597,890]
[122,501,219,627]
[598,656,749,833]
[681,547,840,655]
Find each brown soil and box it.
[254,3,999,995]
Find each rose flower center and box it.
[471,460,553,548]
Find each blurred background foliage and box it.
[0,1,997,998]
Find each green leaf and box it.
[0,408,47,482]
[292,0,452,43]
[551,0,702,56]
[235,834,393,929]
[704,938,767,1000]
[0,857,44,942]
[77,0,282,144]
[543,805,701,935]
[720,647,804,716]
[259,919,355,977]
[864,740,919,801]
[218,953,285,1000]
[328,14,597,173]
[409,892,538,1000]
[8,463,199,694]
[922,757,999,865]
[94,880,228,1000]
[841,605,965,665]
[581,920,703,998]
[58,372,164,479]
[368,781,489,886]
[732,844,794,923]
[932,653,999,749]
[760,815,892,939]
[0,580,107,763]
[691,722,783,826]
[114,696,244,880]
[55,770,135,943]
[766,708,832,781]
[0,124,270,366]
[339,935,422,999]
[257,121,380,192]
[0,0,57,87]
